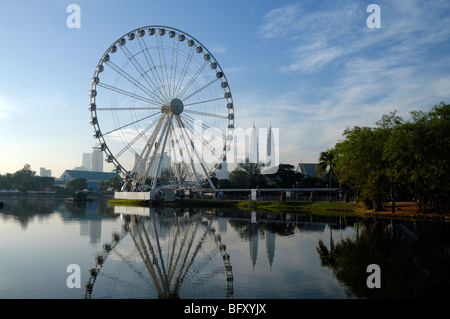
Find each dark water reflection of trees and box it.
[317,218,450,298]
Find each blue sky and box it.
[1,0,450,177]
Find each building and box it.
[81,153,91,170]
[91,147,103,172]
[296,163,319,178]
[57,170,121,191]
[39,167,52,177]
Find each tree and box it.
[228,170,249,188]
[316,150,335,201]
[239,157,266,188]
[333,126,390,211]
[67,178,88,191]
[383,102,450,212]
[265,164,302,188]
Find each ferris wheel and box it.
[88,26,234,192]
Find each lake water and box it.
[1,198,450,299]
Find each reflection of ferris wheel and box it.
[88,26,234,192]
[84,208,234,299]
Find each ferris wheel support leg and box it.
[177,116,216,191]
[151,114,174,192]
[174,115,200,184]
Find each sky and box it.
[1,0,450,178]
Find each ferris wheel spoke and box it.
[181,113,227,140]
[115,116,161,159]
[174,115,200,182]
[176,115,216,188]
[176,61,208,99]
[96,106,161,111]
[156,33,171,100]
[183,109,228,119]
[97,82,162,106]
[119,43,169,104]
[170,37,179,100]
[182,119,223,160]
[174,46,195,99]
[183,96,225,108]
[137,36,168,101]
[105,60,166,105]
[102,112,161,136]
[181,78,220,102]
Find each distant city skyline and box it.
[1,1,450,177]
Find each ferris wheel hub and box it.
[170,98,184,115]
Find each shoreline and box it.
[107,199,450,222]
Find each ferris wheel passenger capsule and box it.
[137,29,145,37]
[196,46,203,53]
[105,155,113,163]
[216,71,224,78]
[228,113,234,120]
[178,34,185,41]
[88,102,96,111]
[148,28,156,35]
[204,53,211,61]
[93,130,101,138]
[221,81,228,88]
[128,32,135,40]
[187,39,195,47]
[91,77,99,85]
[89,89,97,97]
[224,92,231,99]
[210,62,217,69]
[98,143,106,151]
[90,117,98,125]
[110,45,117,53]
[117,38,126,46]
[168,30,176,38]
[158,28,165,36]
[96,65,104,73]
[227,102,233,109]
[103,54,110,62]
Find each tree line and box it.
[320,102,449,213]
[212,158,329,190]
[0,165,122,194]
[0,165,54,193]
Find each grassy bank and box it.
[107,198,363,215]
[107,198,450,221]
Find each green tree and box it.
[266,163,302,188]
[217,179,232,189]
[384,103,450,212]
[67,178,88,191]
[334,126,390,211]
[239,157,266,188]
[228,169,249,188]
[316,150,336,201]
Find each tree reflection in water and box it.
[317,218,450,298]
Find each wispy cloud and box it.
[251,1,450,163]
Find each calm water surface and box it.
[1,198,449,299]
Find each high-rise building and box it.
[248,122,259,164]
[91,147,103,172]
[81,153,91,170]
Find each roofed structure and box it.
[296,163,319,178]
[57,170,122,191]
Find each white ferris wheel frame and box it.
[88,25,235,192]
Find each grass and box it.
[107,198,450,221]
[107,198,363,215]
